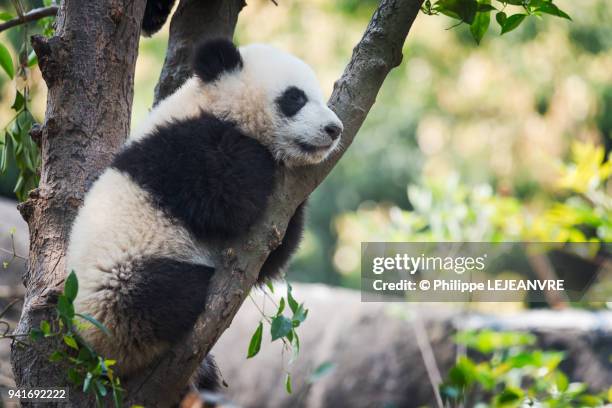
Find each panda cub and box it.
[66,38,343,377]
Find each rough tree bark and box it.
[126,0,423,405]
[154,0,245,102]
[10,0,147,405]
[9,0,424,406]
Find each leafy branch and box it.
[421,0,571,44]
[28,272,125,407]
[247,283,309,393]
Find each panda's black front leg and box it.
[258,201,306,282]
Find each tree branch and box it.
[0,6,58,34]
[154,0,246,103]
[126,0,423,405]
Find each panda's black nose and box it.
[324,124,342,140]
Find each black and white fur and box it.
[66,39,343,380]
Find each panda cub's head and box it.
[192,39,343,167]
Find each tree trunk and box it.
[10,0,146,405]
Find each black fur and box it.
[258,202,306,282]
[193,39,243,83]
[276,86,308,118]
[112,114,276,240]
[142,0,176,36]
[194,354,221,391]
[129,258,214,343]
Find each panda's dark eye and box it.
[276,86,308,118]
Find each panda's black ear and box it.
[192,38,243,83]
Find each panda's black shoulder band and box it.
[193,38,243,83]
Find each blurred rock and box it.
[213,284,612,408]
[0,197,27,391]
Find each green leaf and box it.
[436,0,479,23]
[76,313,111,336]
[448,356,476,387]
[270,315,292,341]
[27,50,38,67]
[49,351,64,362]
[0,43,14,79]
[308,362,336,383]
[501,14,527,35]
[265,281,274,293]
[63,334,79,350]
[0,12,14,21]
[95,380,108,397]
[13,174,24,195]
[83,372,93,392]
[555,371,569,392]
[40,320,51,335]
[292,304,308,326]
[112,385,123,408]
[57,294,75,320]
[285,373,292,394]
[566,382,587,397]
[1,134,10,173]
[247,322,263,358]
[65,270,79,301]
[287,283,299,314]
[495,11,507,28]
[11,91,24,111]
[470,7,491,44]
[494,387,524,405]
[30,328,43,341]
[439,383,462,402]
[457,0,478,24]
[276,297,285,316]
[67,368,83,385]
[78,346,95,363]
[289,330,300,363]
[536,3,571,20]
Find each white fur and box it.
[66,169,211,372]
[131,44,343,166]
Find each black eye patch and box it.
[276,87,308,118]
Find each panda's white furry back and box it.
[66,36,342,380]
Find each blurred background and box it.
[0,0,611,406]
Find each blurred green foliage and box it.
[440,329,612,407]
[334,141,610,292]
[0,0,49,199]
